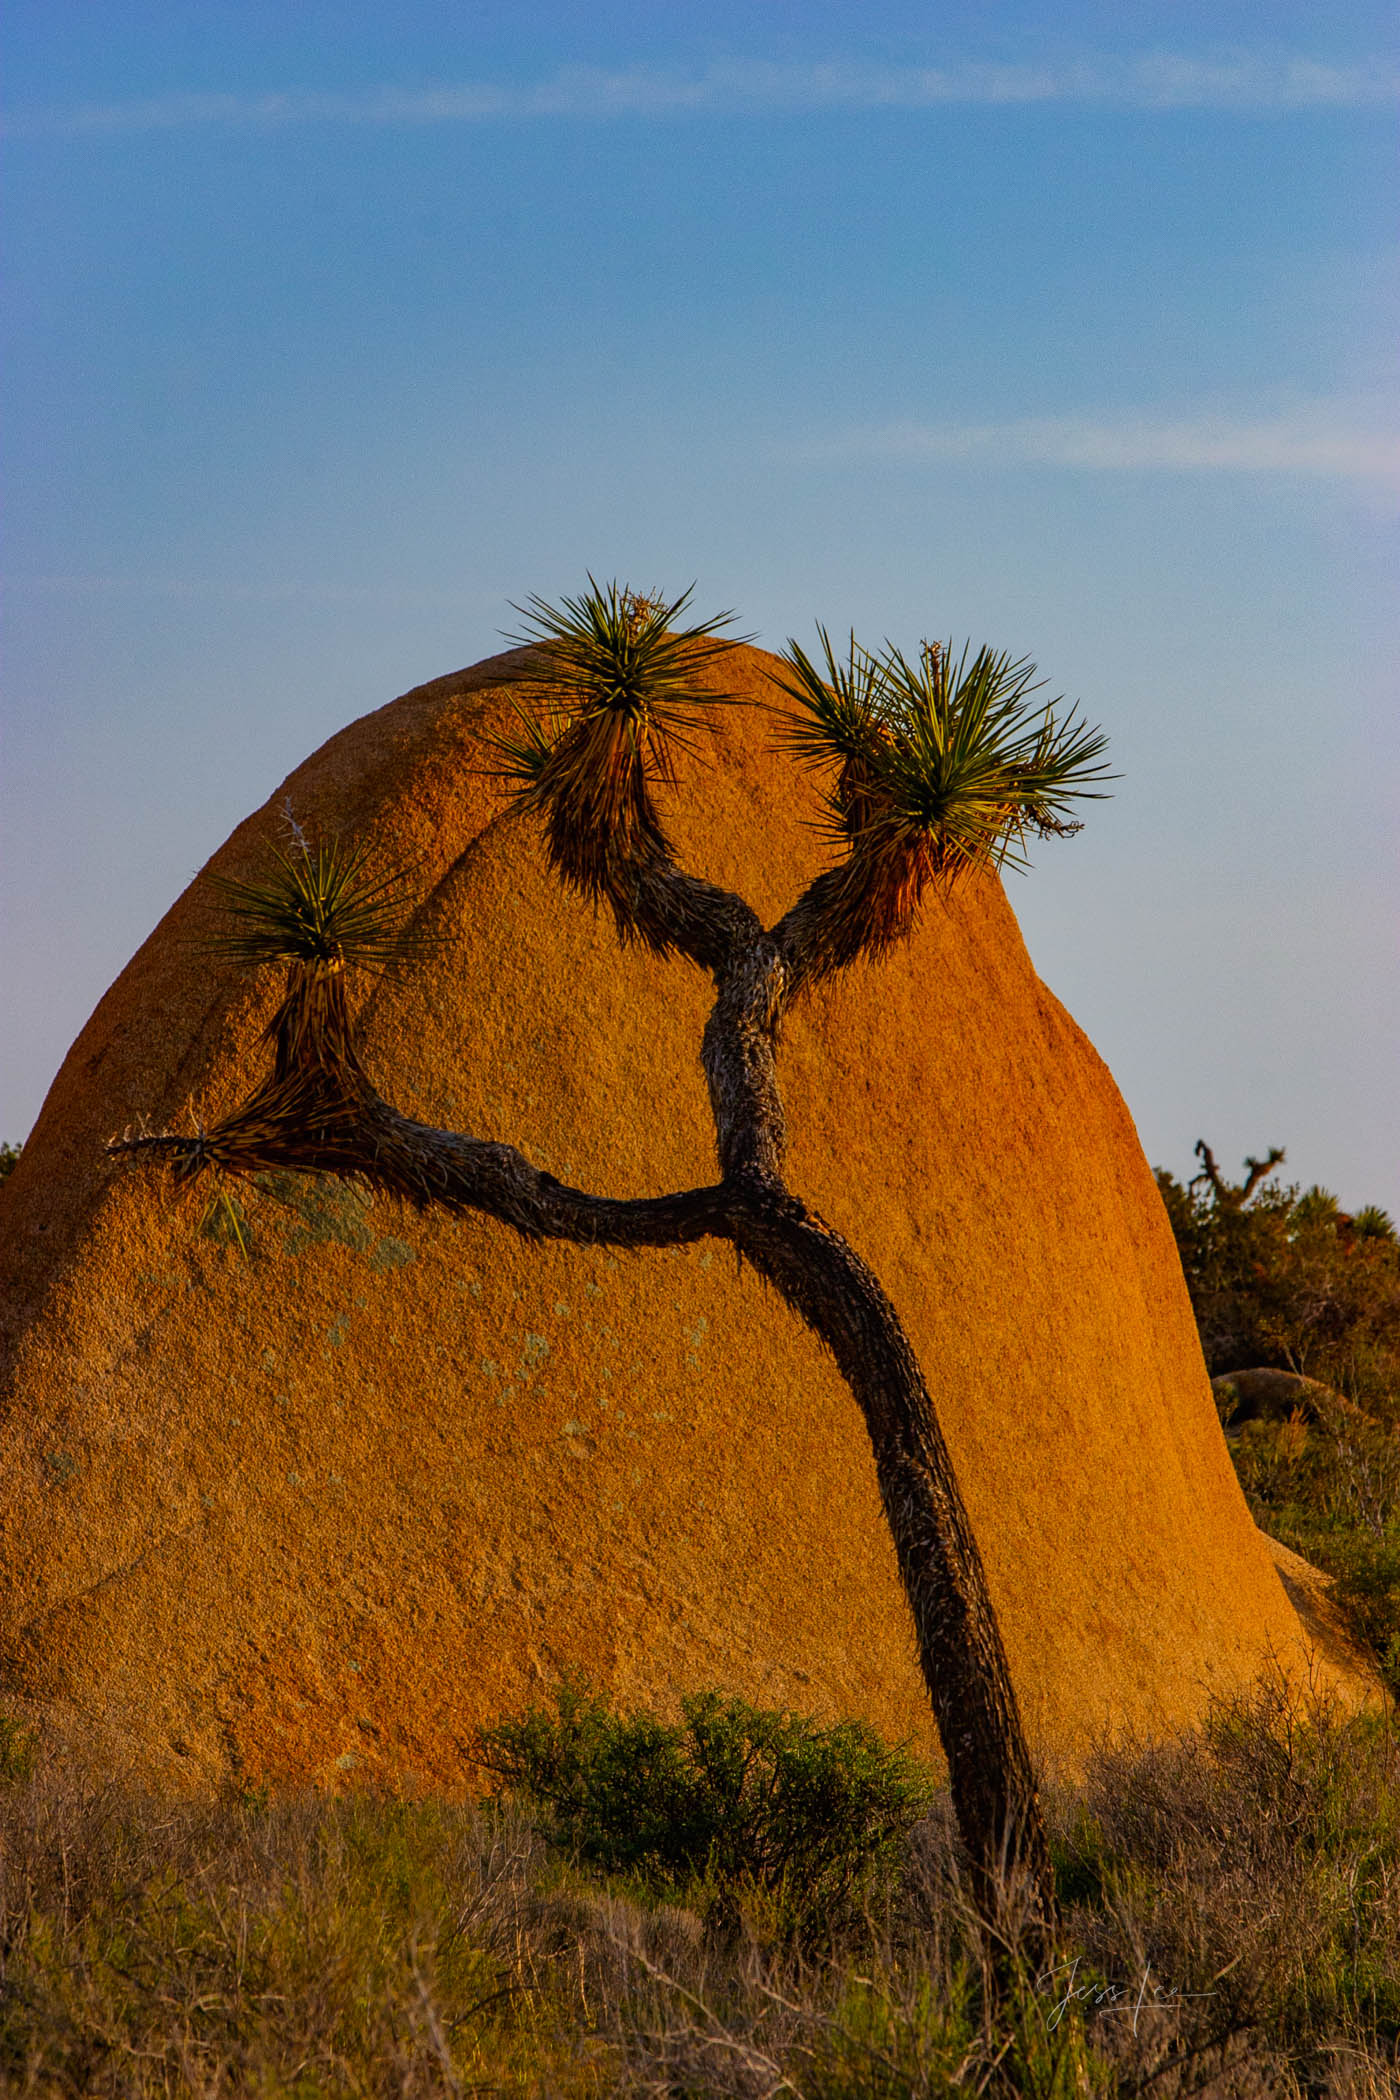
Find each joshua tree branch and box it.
[108,982,726,1250]
[611,853,763,975]
[111,1119,727,1250]
[1241,1147,1286,1203]
[771,859,903,993]
[701,940,790,1182]
[1191,1140,1227,1203]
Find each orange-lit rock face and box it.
[0,647,1334,1789]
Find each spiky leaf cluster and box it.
[487,580,745,916]
[208,835,426,971]
[773,627,1112,973]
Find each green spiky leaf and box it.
[768,627,886,773]
[487,579,746,809]
[874,640,1113,872]
[208,834,429,970]
[503,579,744,762]
[483,579,750,915]
[773,628,1114,971]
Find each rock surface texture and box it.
[0,646,1352,1788]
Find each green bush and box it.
[1158,1141,1400,1692]
[1230,1409,1400,1695]
[0,1715,36,1784]
[1156,1142,1400,1416]
[475,1684,936,1919]
[0,1141,20,1185]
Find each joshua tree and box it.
[111,582,1111,1935]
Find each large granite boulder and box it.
[0,645,1347,1788]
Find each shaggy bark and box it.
[112,833,1056,1938]
[721,1184,1049,1921]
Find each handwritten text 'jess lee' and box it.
[1039,1959,1218,2033]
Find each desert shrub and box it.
[1052,1678,1400,2078]
[1222,1398,1400,1697]
[3,1687,1399,2094]
[475,1684,936,1924]
[0,1715,36,1784]
[0,1778,596,2097]
[1159,1142,1400,1688]
[1156,1144,1400,1415]
[1324,1541,1400,1704]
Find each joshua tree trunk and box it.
[728,1192,1049,1926]
[114,841,1056,1938]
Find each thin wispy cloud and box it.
[782,409,1400,486]
[3,53,1395,137]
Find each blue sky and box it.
[3,2,1397,1210]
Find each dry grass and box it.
[1,1682,1397,2097]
